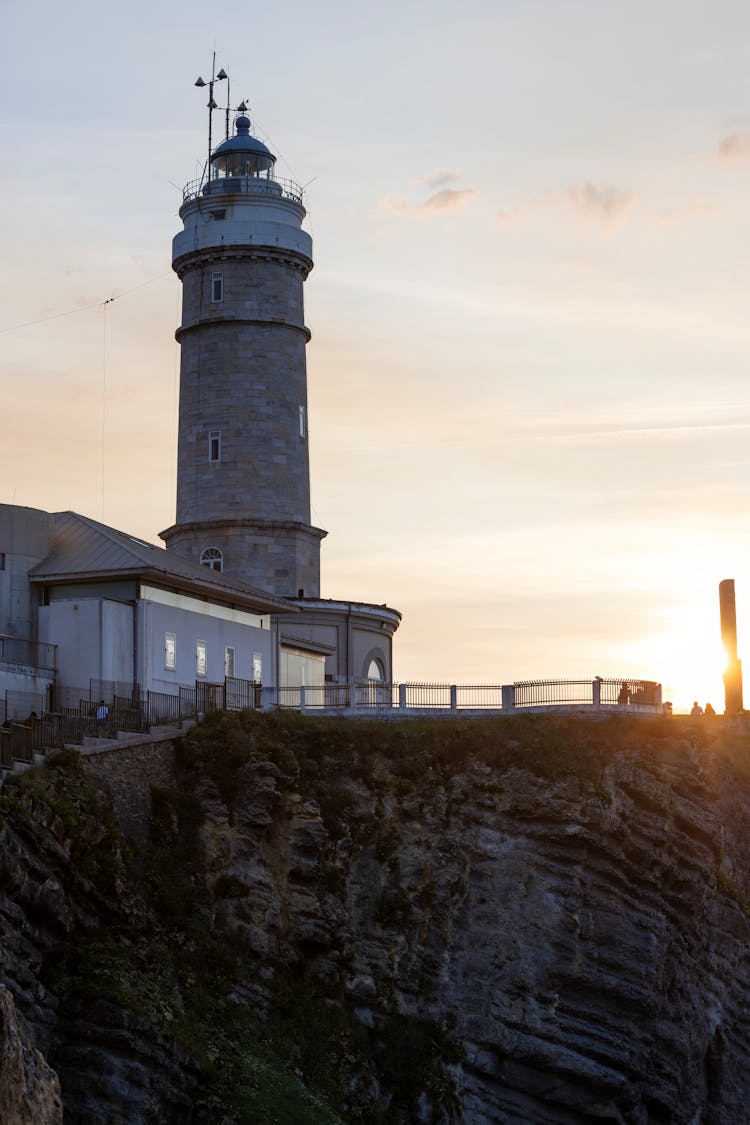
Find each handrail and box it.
[182,173,304,206]
[0,634,56,672]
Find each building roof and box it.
[211,116,275,163]
[28,511,295,615]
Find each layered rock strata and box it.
[1,714,749,1123]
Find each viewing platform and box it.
[1,676,667,775]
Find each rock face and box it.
[0,985,62,1125]
[0,756,197,1124]
[2,714,750,1123]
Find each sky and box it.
[2,0,750,711]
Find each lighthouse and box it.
[163,95,400,686]
[160,113,326,599]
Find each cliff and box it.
[1,711,749,1123]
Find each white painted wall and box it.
[142,598,275,694]
[39,599,133,694]
[38,590,276,699]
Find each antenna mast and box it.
[194,54,228,189]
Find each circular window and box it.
[200,546,224,572]
[366,658,384,681]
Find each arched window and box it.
[366,658,384,681]
[200,546,223,572]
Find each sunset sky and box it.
[2,0,750,711]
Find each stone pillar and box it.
[719,579,744,714]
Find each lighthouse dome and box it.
[211,115,276,177]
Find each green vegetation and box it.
[2,747,123,893]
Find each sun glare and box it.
[640,602,728,714]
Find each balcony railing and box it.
[182,172,304,206]
[0,634,56,673]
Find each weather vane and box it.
[194,54,250,188]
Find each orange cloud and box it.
[380,188,477,217]
[718,133,750,162]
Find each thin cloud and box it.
[422,188,476,213]
[565,182,635,225]
[718,133,750,162]
[648,202,722,227]
[496,206,528,224]
[380,187,477,217]
[497,182,635,228]
[413,167,460,189]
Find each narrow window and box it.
[200,547,223,572]
[208,430,221,462]
[211,271,224,302]
[299,405,306,437]
[196,640,207,678]
[225,646,235,679]
[0,552,5,571]
[165,632,176,671]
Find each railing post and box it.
[592,678,601,708]
[349,681,357,710]
[398,683,407,710]
[300,685,306,712]
[450,685,457,712]
[501,684,515,711]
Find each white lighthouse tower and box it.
[163,88,400,686]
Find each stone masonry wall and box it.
[81,738,178,850]
[175,259,311,528]
[164,521,323,598]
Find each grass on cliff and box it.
[172,706,722,835]
[0,747,123,893]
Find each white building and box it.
[0,504,290,719]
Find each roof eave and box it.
[29,566,298,615]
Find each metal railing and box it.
[182,172,304,206]
[0,675,665,773]
[265,678,662,713]
[1,688,48,725]
[457,684,505,710]
[514,679,595,708]
[0,714,65,767]
[0,634,56,672]
[0,729,12,770]
[599,678,660,707]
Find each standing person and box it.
[618,682,630,705]
[96,699,109,734]
[690,701,703,717]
